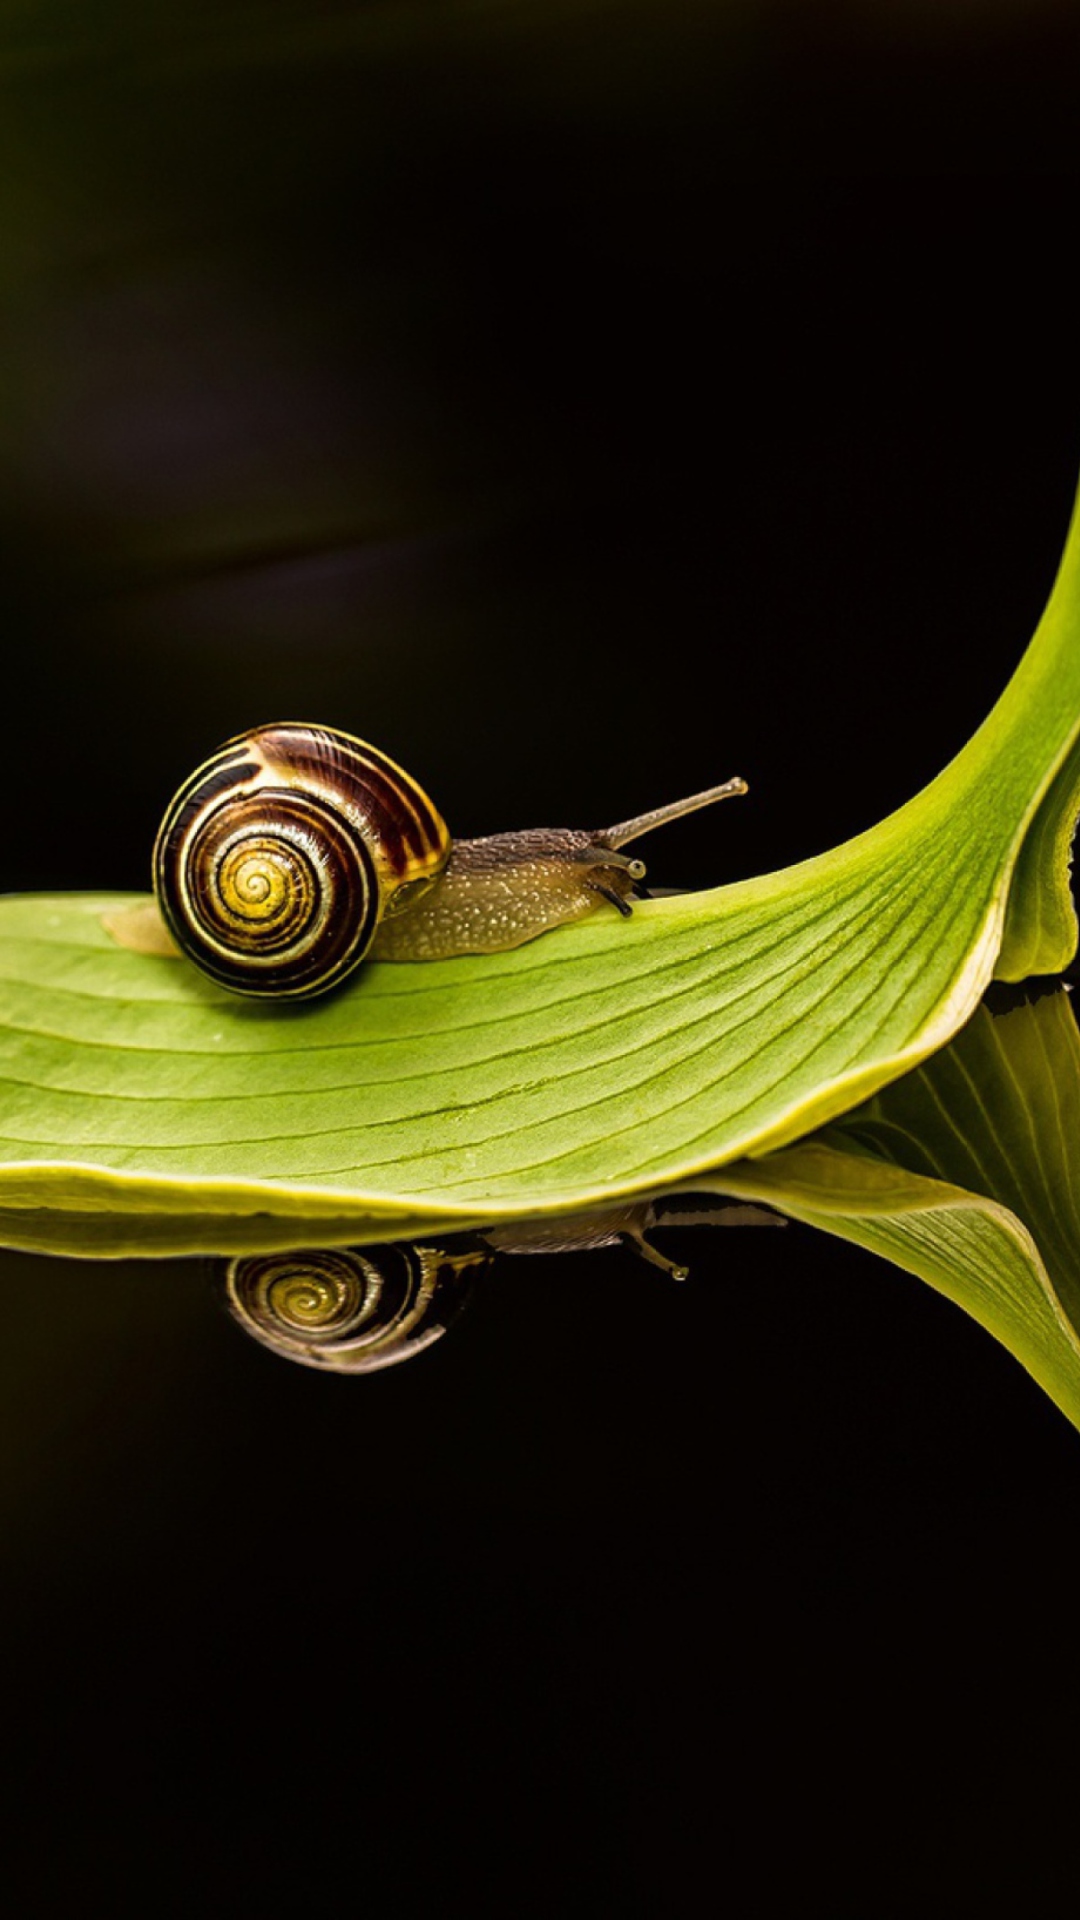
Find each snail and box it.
[137,722,746,999]
[220,1239,489,1374]
[218,1198,783,1373]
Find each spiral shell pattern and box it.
[220,1241,488,1373]
[153,724,450,997]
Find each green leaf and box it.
[707,984,1080,1434]
[3,484,1080,1257]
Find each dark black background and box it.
[2,3,1080,1910]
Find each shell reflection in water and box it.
[218,1198,784,1373]
[221,1242,489,1373]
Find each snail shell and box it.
[153,723,450,999]
[220,1241,489,1373]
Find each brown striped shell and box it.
[220,1241,488,1372]
[153,723,451,998]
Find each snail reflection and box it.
[220,1197,782,1373]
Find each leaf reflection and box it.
[713,979,1080,1435]
[217,981,1080,1434]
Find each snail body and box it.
[152,722,746,998]
[369,824,656,962]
